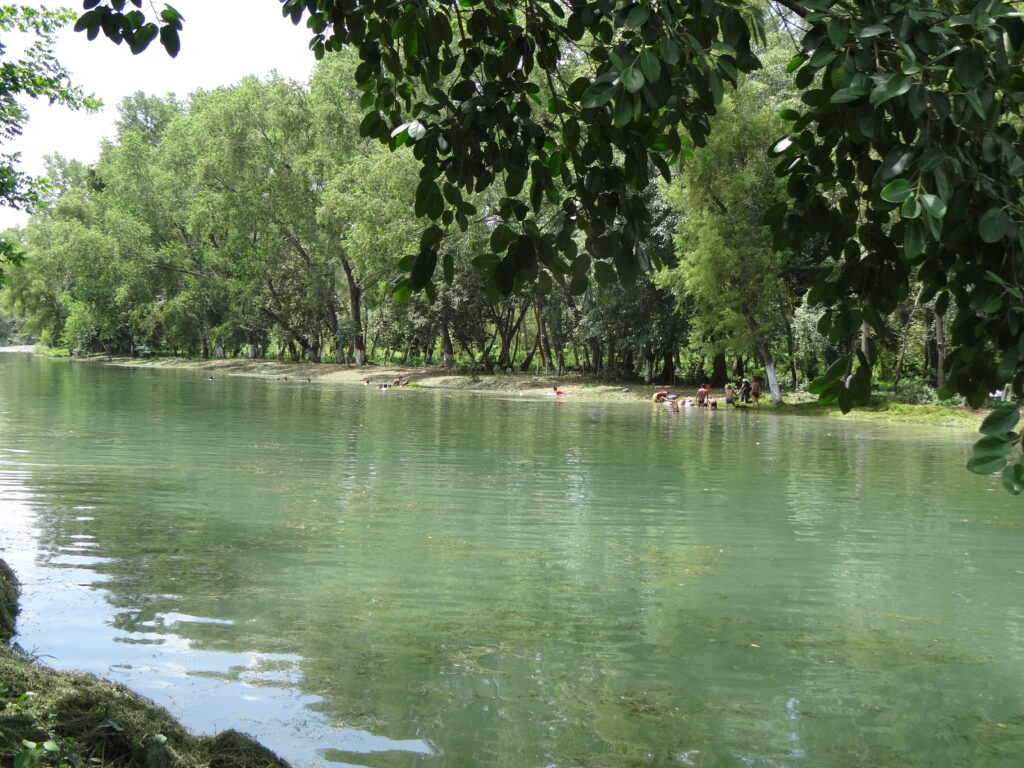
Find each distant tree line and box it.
[1,41,955,403]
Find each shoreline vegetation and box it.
[0,557,289,768]
[10,346,984,431]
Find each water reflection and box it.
[1,353,1024,767]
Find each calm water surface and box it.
[1,353,1023,767]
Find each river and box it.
[1,352,1022,767]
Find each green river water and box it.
[1,352,1023,767]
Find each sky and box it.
[1,0,317,229]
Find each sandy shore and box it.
[80,354,654,401]
[15,349,984,428]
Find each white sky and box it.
[1,0,316,228]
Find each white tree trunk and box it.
[763,357,783,405]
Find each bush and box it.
[0,559,18,642]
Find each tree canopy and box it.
[0,4,99,280]
[78,1,1024,393]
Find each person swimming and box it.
[553,386,567,395]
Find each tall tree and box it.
[662,92,796,404]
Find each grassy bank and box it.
[47,350,986,431]
[0,559,288,768]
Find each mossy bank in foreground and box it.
[0,558,289,768]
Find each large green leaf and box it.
[967,454,1008,474]
[954,44,986,88]
[639,49,661,82]
[980,404,1020,436]
[979,207,1009,243]
[1002,463,1024,495]
[869,73,910,106]
[581,81,615,108]
[880,179,912,203]
[625,5,650,28]
[972,434,1014,458]
[621,66,645,94]
[409,248,437,290]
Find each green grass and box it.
[786,397,983,430]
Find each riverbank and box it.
[23,348,986,430]
[0,558,289,768]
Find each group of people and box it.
[653,378,762,411]
[367,377,411,391]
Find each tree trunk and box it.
[440,318,455,367]
[691,354,706,383]
[935,310,947,389]
[781,304,798,390]
[534,294,552,372]
[247,343,257,359]
[711,352,727,387]
[340,256,366,365]
[761,352,783,405]
[481,327,499,371]
[498,302,530,368]
[643,347,654,384]
[732,355,744,379]
[741,303,782,405]
[658,348,676,384]
[520,332,538,372]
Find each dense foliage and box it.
[0,4,99,281]
[74,1,1024,401]
[2,51,954,403]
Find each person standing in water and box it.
[695,385,708,407]
[724,384,736,406]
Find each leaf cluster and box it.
[968,404,1024,494]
